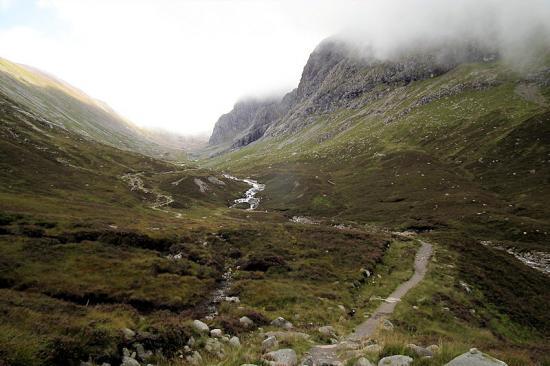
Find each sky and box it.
[0,0,549,135]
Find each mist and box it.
[293,0,550,70]
[1,0,548,136]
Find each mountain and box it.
[0,58,187,159]
[206,39,500,151]
[204,36,550,361]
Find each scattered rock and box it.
[407,343,433,357]
[426,345,439,353]
[185,351,203,365]
[262,335,279,352]
[224,296,240,303]
[121,356,140,366]
[318,325,337,338]
[355,357,374,366]
[134,343,152,361]
[444,348,508,365]
[192,319,210,334]
[263,348,298,366]
[210,328,223,338]
[382,319,394,331]
[240,316,254,327]
[271,317,294,330]
[229,336,241,348]
[377,355,413,366]
[205,337,225,358]
[121,328,136,341]
[364,344,382,353]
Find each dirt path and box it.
[304,240,433,366]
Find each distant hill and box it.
[0,57,188,160]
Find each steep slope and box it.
[0,58,186,159]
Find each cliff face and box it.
[208,38,497,148]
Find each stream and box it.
[223,174,265,210]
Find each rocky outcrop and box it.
[208,37,497,149]
[444,348,508,366]
[208,96,292,147]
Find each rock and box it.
[192,319,210,334]
[364,344,382,353]
[239,316,254,327]
[185,351,203,366]
[407,343,433,357]
[122,348,131,357]
[205,337,225,358]
[444,348,508,366]
[134,343,153,361]
[271,317,293,330]
[318,325,337,338]
[338,305,346,312]
[360,268,371,278]
[210,328,223,338]
[121,356,140,366]
[262,335,279,352]
[221,335,230,343]
[355,358,374,366]
[187,336,195,346]
[224,296,240,303]
[263,348,298,366]
[377,355,413,366]
[426,344,440,353]
[122,328,136,341]
[382,319,394,331]
[229,336,241,348]
[241,364,257,366]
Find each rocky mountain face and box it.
[208,95,295,148]
[208,38,497,149]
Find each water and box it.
[223,174,265,210]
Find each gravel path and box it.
[304,240,433,366]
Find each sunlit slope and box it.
[0,58,186,160]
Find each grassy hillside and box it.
[204,60,550,363]
[0,58,187,160]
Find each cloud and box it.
[0,0,548,135]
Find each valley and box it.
[0,38,549,366]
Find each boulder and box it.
[382,319,394,331]
[263,348,298,366]
[364,344,382,354]
[229,336,241,348]
[240,316,254,327]
[355,358,374,366]
[185,351,203,366]
[444,348,508,366]
[262,335,279,352]
[122,328,136,341]
[192,319,210,334]
[318,325,337,338]
[407,343,433,357]
[205,337,225,358]
[134,343,153,361]
[271,317,293,330]
[377,355,413,366]
[121,356,140,366]
[210,328,223,338]
[426,345,439,354]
